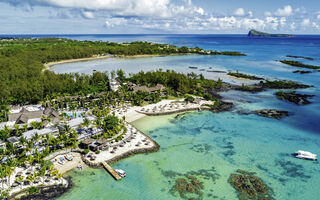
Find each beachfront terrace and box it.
[81,123,156,165]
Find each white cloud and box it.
[234,8,245,17]
[280,17,286,27]
[248,11,253,18]
[196,7,204,15]
[317,13,320,20]
[312,22,320,30]
[290,22,296,30]
[81,11,94,19]
[105,17,127,28]
[301,18,310,26]
[241,18,265,30]
[266,17,279,30]
[275,5,293,17]
[264,11,272,17]
[3,0,206,19]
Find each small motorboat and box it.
[292,150,317,161]
[115,169,126,177]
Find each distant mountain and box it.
[248,29,294,37]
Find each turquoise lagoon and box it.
[51,35,320,199]
[58,111,320,200]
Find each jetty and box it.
[102,162,122,180]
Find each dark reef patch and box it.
[228,170,274,200]
[275,160,311,180]
[162,167,220,199]
[169,175,204,199]
[190,144,212,154]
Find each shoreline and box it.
[9,101,214,199]
[43,55,112,72]
[42,53,208,72]
[43,54,173,72]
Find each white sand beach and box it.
[53,152,84,174]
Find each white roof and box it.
[68,116,95,128]
[10,105,43,113]
[23,127,58,140]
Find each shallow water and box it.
[51,34,320,200]
[58,111,320,200]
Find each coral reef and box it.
[228,170,273,200]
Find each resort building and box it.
[22,127,59,141]
[66,116,95,129]
[7,136,20,146]
[129,83,165,93]
[7,105,59,127]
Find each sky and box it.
[0,0,320,34]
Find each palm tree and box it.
[39,166,46,184]
[22,124,28,132]
[19,136,27,147]
[5,164,13,186]
[14,124,20,135]
[56,173,63,183]
[32,132,40,144]
[26,173,35,186]
[16,176,24,189]
[26,141,33,153]
[5,142,15,156]
[50,138,58,152]
[0,165,6,188]
[82,118,91,128]
[3,125,11,139]
[30,121,38,130]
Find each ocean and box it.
[14,34,320,199]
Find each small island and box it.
[227,71,264,80]
[235,79,311,93]
[276,91,314,105]
[279,60,320,70]
[248,29,294,37]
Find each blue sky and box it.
[0,0,320,34]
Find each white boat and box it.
[115,169,126,177]
[293,150,317,161]
[65,154,73,161]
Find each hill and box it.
[248,29,294,37]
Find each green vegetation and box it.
[83,149,89,154]
[228,71,264,80]
[28,186,40,195]
[248,29,293,37]
[276,91,314,105]
[211,51,246,56]
[128,70,222,97]
[261,80,310,89]
[292,70,312,74]
[184,95,195,103]
[279,60,320,70]
[0,38,245,121]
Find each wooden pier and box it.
[102,162,122,181]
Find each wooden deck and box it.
[102,162,122,181]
